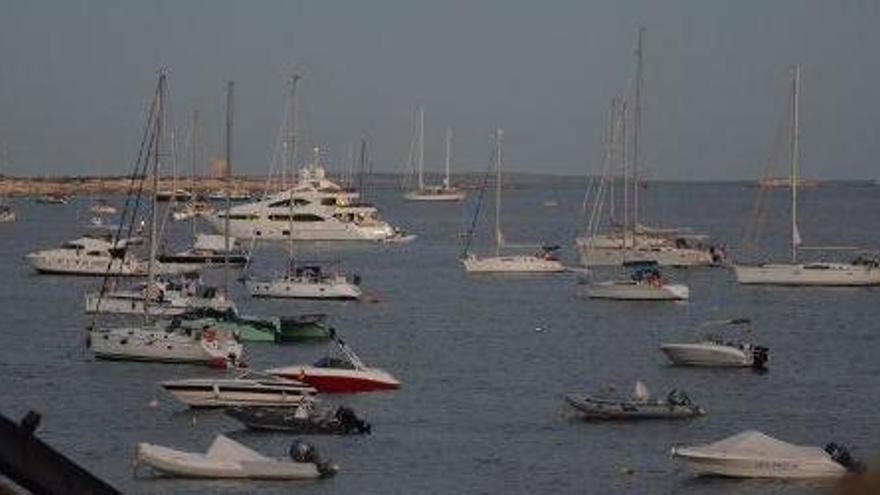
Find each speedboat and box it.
[266,333,400,393]
[672,431,862,479]
[35,193,71,205]
[225,403,371,435]
[565,381,704,420]
[0,205,15,222]
[246,263,362,300]
[660,318,768,369]
[88,319,242,366]
[135,435,338,479]
[587,261,689,300]
[161,374,316,408]
[89,200,118,215]
[26,236,198,277]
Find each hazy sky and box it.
[1,1,878,180]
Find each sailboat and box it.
[88,74,241,366]
[243,74,362,300]
[403,106,466,201]
[734,65,880,286]
[576,28,720,267]
[462,129,564,273]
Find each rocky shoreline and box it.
[0,176,270,197]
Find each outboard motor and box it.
[825,443,865,474]
[751,346,769,370]
[352,274,362,286]
[289,439,338,477]
[334,406,371,435]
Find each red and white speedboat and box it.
[266,336,400,393]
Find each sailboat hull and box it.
[462,255,565,273]
[734,264,880,286]
[245,279,362,300]
[403,190,466,202]
[579,246,715,267]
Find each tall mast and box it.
[190,109,199,237]
[148,72,165,292]
[494,128,504,256]
[223,81,234,297]
[417,105,425,190]
[620,98,630,252]
[444,127,452,189]
[632,27,645,236]
[790,65,801,263]
[286,73,301,267]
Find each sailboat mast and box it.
[632,27,645,237]
[494,128,503,256]
[444,127,452,189]
[417,105,425,190]
[620,98,630,252]
[286,73,301,266]
[190,109,199,237]
[148,72,165,290]
[791,65,801,264]
[224,81,234,297]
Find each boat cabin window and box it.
[321,198,338,206]
[220,213,259,220]
[269,198,311,207]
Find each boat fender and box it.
[825,443,864,473]
[751,346,769,370]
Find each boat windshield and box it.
[313,356,356,370]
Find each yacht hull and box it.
[734,264,880,286]
[89,327,242,365]
[403,190,466,202]
[579,245,715,267]
[161,379,315,408]
[246,280,362,300]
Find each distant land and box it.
[0,172,872,197]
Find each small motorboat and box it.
[0,204,16,223]
[225,403,371,435]
[135,435,338,479]
[161,374,316,408]
[660,318,769,369]
[35,193,71,205]
[588,261,689,300]
[672,430,862,479]
[565,381,704,420]
[266,332,400,393]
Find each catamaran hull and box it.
[734,264,880,286]
[578,246,715,267]
[588,282,689,300]
[462,255,565,273]
[660,344,751,367]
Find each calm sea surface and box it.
[0,180,877,494]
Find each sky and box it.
[0,0,878,180]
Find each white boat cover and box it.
[205,435,267,462]
[680,430,830,461]
[633,381,650,402]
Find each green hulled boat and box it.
[174,309,331,343]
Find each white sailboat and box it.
[84,276,236,316]
[403,106,466,201]
[462,129,564,273]
[244,74,362,300]
[576,28,720,267]
[0,146,14,222]
[88,75,242,366]
[734,65,880,286]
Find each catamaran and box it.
[461,129,565,273]
[576,28,720,267]
[403,106,466,201]
[734,65,880,286]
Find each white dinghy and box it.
[672,430,861,479]
[660,318,769,369]
[135,435,338,479]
